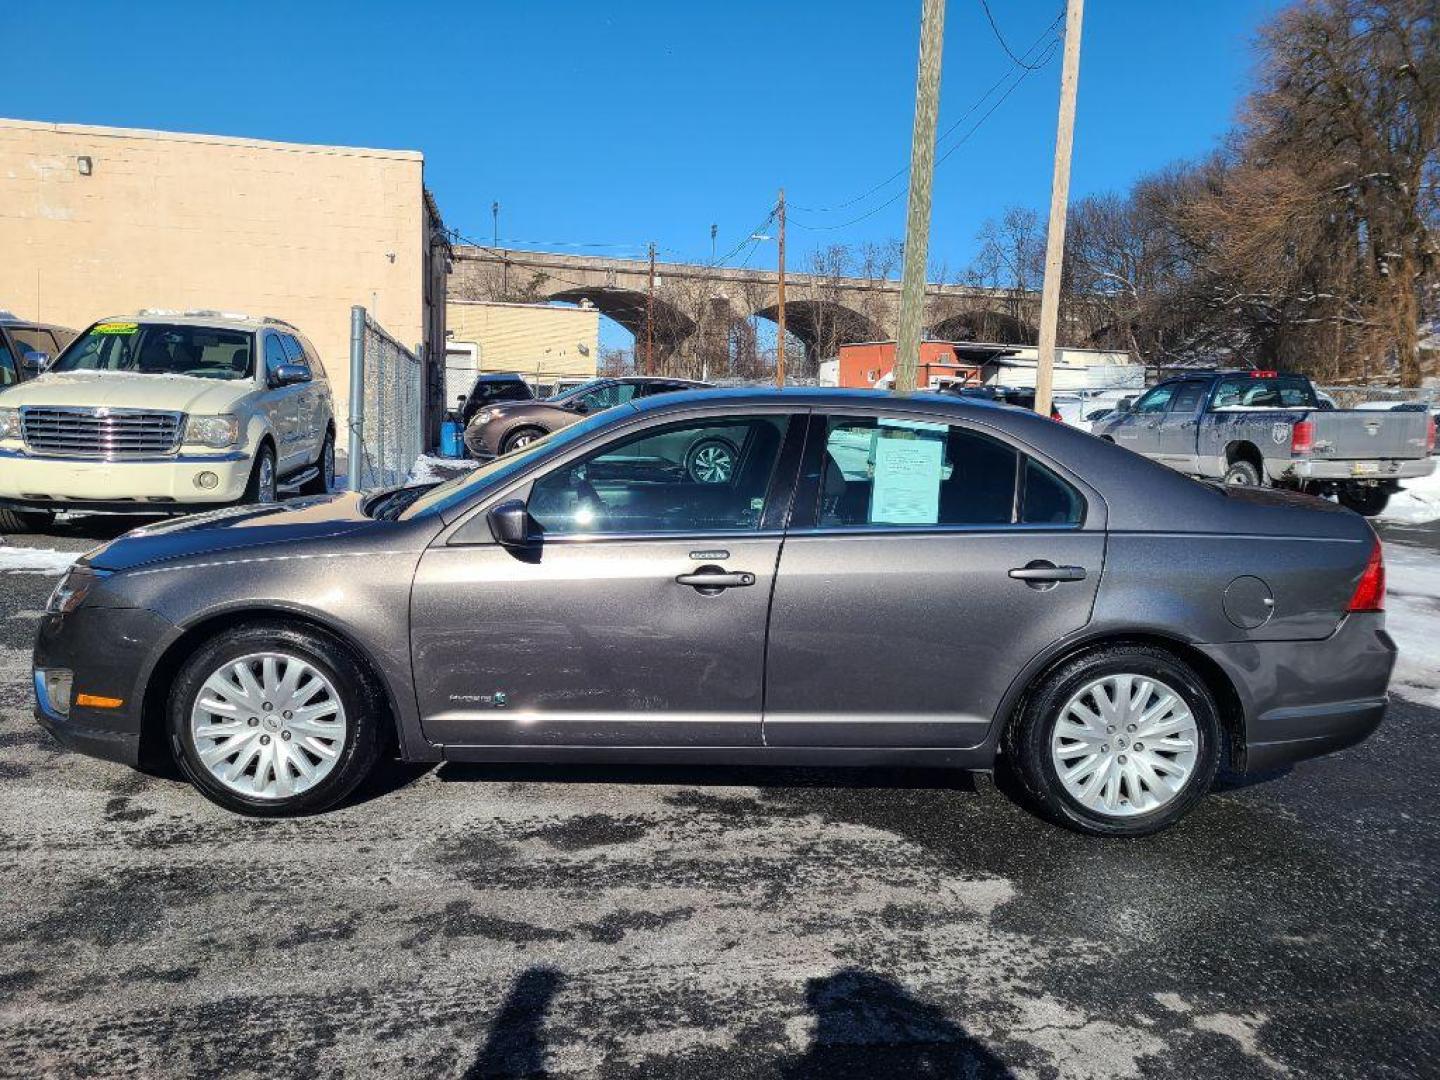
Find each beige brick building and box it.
[444,300,598,401]
[0,117,448,436]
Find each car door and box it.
[763,410,1105,748]
[260,331,303,470]
[1154,379,1208,470]
[1107,382,1175,456]
[278,333,321,464]
[409,408,804,748]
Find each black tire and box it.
[1222,459,1262,486]
[242,444,278,504]
[1337,485,1390,517]
[685,438,738,484]
[0,507,56,535]
[1004,644,1222,837]
[167,622,384,816]
[300,431,335,495]
[501,427,546,455]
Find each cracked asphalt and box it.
[0,517,1437,1078]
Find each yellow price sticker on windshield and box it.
[93,322,138,335]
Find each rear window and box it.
[51,322,254,381]
[1210,375,1316,409]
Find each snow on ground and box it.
[0,547,80,576]
[1381,541,1440,708]
[1378,467,1440,525]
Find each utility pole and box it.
[1034,0,1084,418]
[491,201,499,247]
[776,189,787,388]
[645,241,657,376]
[893,0,946,395]
[710,223,718,264]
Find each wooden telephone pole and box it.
[1034,0,1085,417]
[645,242,656,375]
[893,0,946,394]
[776,189,787,388]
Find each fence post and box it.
[347,305,365,491]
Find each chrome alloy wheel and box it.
[258,453,277,502]
[189,652,347,800]
[1049,674,1199,818]
[689,442,735,484]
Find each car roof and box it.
[87,310,304,334]
[624,385,1010,418]
[0,311,72,333]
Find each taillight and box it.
[1426,418,1436,455]
[1050,407,1062,422]
[1291,419,1314,456]
[1347,538,1385,613]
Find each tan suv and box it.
[0,311,335,533]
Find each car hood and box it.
[482,400,575,425]
[82,492,383,572]
[4,371,251,414]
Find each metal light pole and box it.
[893,0,946,395]
[776,189,787,388]
[1034,0,1085,417]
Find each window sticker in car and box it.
[869,418,947,525]
[93,322,139,335]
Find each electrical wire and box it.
[979,0,1052,70]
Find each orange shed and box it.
[836,340,1006,389]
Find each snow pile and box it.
[1383,542,1440,707]
[0,547,80,576]
[1379,467,1440,525]
[408,454,479,486]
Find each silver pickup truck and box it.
[1094,370,1436,516]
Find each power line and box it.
[788,8,1063,218]
[978,0,1051,70]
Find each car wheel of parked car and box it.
[243,446,278,504]
[1005,644,1221,836]
[0,507,56,535]
[685,438,738,484]
[1223,460,1262,486]
[502,427,546,455]
[1337,485,1390,517]
[168,622,383,816]
[301,432,335,496]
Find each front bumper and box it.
[1199,612,1397,773]
[33,604,178,768]
[0,446,252,506]
[1267,456,1436,483]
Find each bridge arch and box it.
[546,286,696,347]
[749,299,885,364]
[928,309,1036,346]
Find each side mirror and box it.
[487,498,533,548]
[21,349,49,375]
[271,363,310,387]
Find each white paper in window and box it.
[869,419,947,524]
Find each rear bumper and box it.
[1199,612,1396,773]
[1268,457,1436,482]
[0,446,252,505]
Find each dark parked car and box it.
[942,384,1063,421]
[36,388,1394,835]
[463,375,708,459]
[454,371,534,428]
[0,310,77,391]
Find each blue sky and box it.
[8,0,1283,344]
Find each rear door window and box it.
[1168,381,1208,413]
[278,334,311,375]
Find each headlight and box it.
[474,409,499,425]
[0,408,19,440]
[46,566,112,614]
[186,414,241,449]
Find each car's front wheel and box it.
[243,445,278,504]
[502,427,546,455]
[1005,644,1221,836]
[0,507,56,535]
[168,623,383,816]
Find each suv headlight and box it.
[46,566,112,615]
[186,414,241,449]
[473,408,498,425]
[0,408,19,440]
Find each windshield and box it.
[550,378,609,404]
[398,407,627,519]
[50,322,255,380]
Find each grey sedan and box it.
[34,389,1395,835]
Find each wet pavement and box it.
[0,516,1436,1078]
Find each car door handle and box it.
[1009,563,1087,583]
[675,570,756,590]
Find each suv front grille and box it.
[20,407,185,459]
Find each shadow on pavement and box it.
[466,966,563,1079]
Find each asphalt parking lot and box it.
[1,516,1437,1079]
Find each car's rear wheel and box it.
[686,438,737,484]
[1337,484,1390,517]
[502,427,545,455]
[0,507,56,535]
[1005,644,1221,836]
[1223,459,1262,486]
[168,623,383,816]
[300,431,335,495]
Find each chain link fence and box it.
[1315,385,1440,410]
[347,306,424,489]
